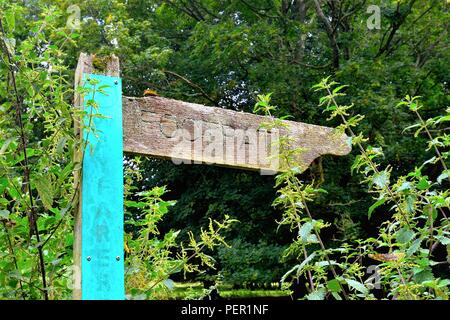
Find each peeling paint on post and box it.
[73,53,124,300]
[80,73,124,300]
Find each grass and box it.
[166,282,291,300]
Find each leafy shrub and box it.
[217,239,287,289]
[255,80,450,300]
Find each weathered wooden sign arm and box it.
[73,53,351,300]
[122,95,351,173]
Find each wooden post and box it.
[74,53,124,300]
[72,52,351,300]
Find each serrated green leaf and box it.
[281,252,316,283]
[413,270,434,284]
[417,178,430,190]
[299,221,315,243]
[327,279,341,293]
[345,279,368,294]
[5,10,15,32]
[0,209,9,219]
[0,138,14,155]
[332,85,348,94]
[368,197,386,219]
[2,38,15,55]
[396,228,415,244]
[307,287,326,300]
[34,175,54,210]
[124,200,146,208]
[407,238,422,256]
[437,172,449,184]
[56,136,68,154]
[331,292,342,300]
[315,260,337,267]
[437,279,450,288]
[405,195,415,214]
[437,236,450,245]
[0,177,8,194]
[397,182,411,192]
[373,171,389,189]
[437,115,450,123]
[163,279,175,291]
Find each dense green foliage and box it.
[255,88,449,299]
[0,0,448,300]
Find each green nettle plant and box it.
[123,165,237,300]
[0,3,235,300]
[0,5,80,300]
[316,78,449,300]
[254,81,450,300]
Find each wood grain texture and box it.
[73,53,92,300]
[123,96,351,174]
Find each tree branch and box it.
[376,0,418,58]
[162,69,218,105]
[313,0,340,69]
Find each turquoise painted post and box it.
[81,73,125,300]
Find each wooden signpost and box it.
[74,53,351,300]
